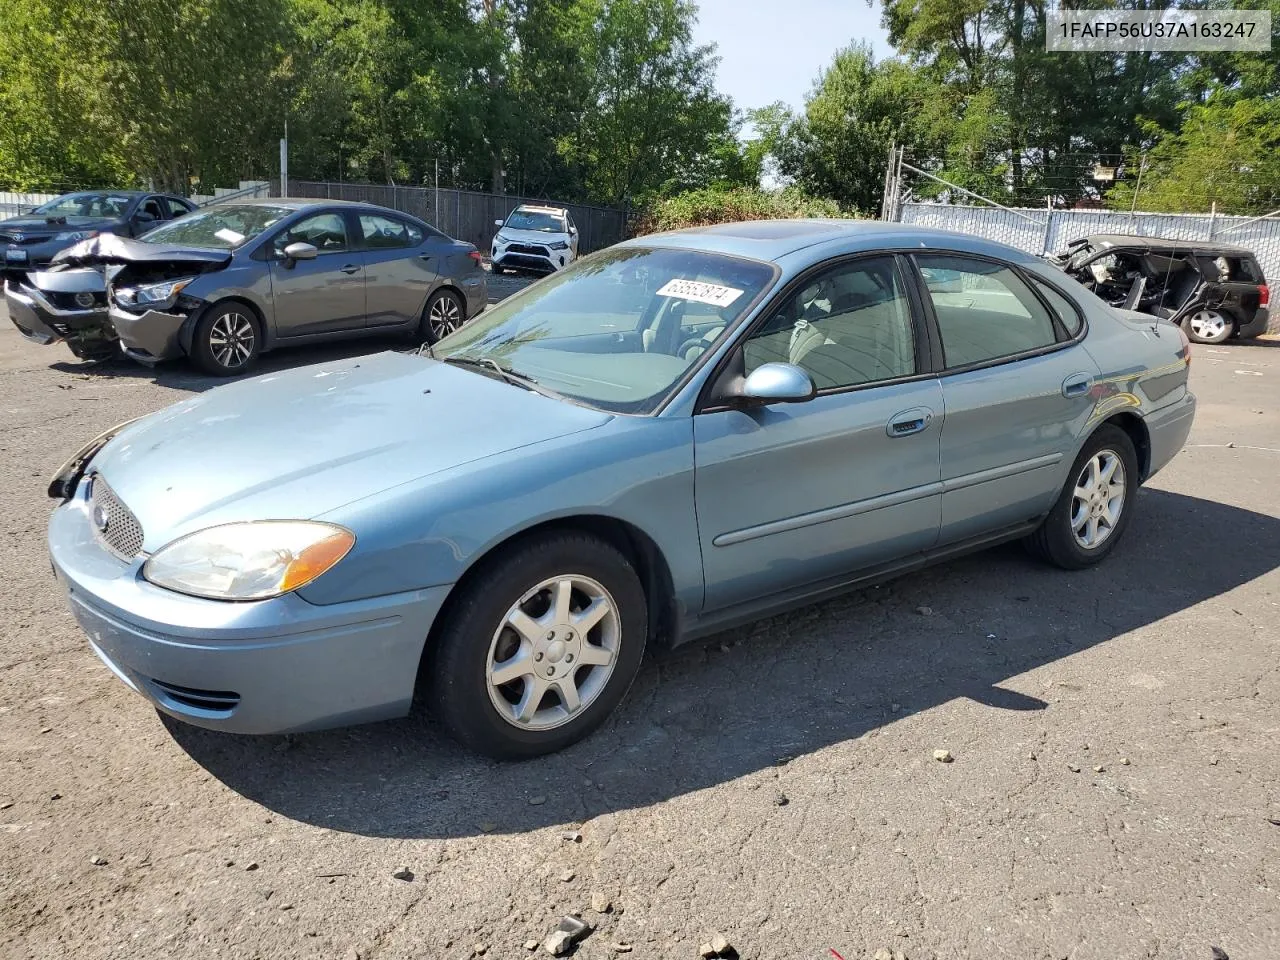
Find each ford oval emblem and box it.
[93,504,110,532]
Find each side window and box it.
[138,197,165,221]
[743,256,916,391]
[274,212,349,255]
[162,197,192,220]
[917,255,1057,367]
[1029,275,1083,336]
[359,214,421,249]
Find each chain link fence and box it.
[277,180,628,256]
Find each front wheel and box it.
[191,303,261,376]
[1183,309,1233,344]
[1024,425,1139,570]
[419,289,465,345]
[425,532,647,759]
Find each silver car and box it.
[48,199,487,375]
[47,221,1196,758]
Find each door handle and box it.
[887,407,933,438]
[340,264,361,275]
[1062,373,1095,398]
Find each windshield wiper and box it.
[440,354,565,401]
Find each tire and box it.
[426,532,648,759]
[1024,425,1139,570]
[1182,308,1233,344]
[191,302,261,376]
[419,288,465,345]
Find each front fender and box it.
[302,415,703,622]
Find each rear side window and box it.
[1029,276,1083,336]
[917,255,1058,367]
[360,214,423,249]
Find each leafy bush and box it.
[633,187,850,235]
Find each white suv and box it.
[491,205,579,274]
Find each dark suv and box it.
[1051,234,1270,344]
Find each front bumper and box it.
[109,302,187,364]
[49,483,452,734]
[492,248,569,273]
[5,281,113,354]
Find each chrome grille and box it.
[89,475,145,560]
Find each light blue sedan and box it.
[47,221,1197,758]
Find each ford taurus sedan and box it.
[47,221,1196,758]
[47,198,487,375]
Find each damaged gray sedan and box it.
[14,198,487,375]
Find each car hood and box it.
[50,233,232,269]
[0,215,120,235]
[498,227,570,244]
[90,350,612,551]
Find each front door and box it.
[268,211,367,336]
[694,255,944,613]
[914,254,1101,545]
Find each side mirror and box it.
[283,241,317,263]
[494,219,504,227]
[737,362,816,404]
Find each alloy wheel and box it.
[1187,309,1228,342]
[1070,449,1127,549]
[208,312,255,369]
[485,574,621,731]
[428,295,462,340]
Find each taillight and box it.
[1259,283,1270,307]
[1175,322,1191,367]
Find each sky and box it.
[689,0,894,115]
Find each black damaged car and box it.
[1050,234,1270,344]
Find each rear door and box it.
[357,212,438,329]
[913,253,1100,546]
[267,210,367,336]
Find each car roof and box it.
[621,219,1039,265]
[1082,233,1257,257]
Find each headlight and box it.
[54,230,98,243]
[114,277,194,308]
[549,240,569,250]
[143,521,355,601]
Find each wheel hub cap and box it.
[485,575,621,731]
[1069,449,1127,550]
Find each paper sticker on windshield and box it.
[656,278,743,308]
[214,227,244,244]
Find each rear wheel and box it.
[420,289,465,344]
[1183,309,1233,344]
[426,532,647,759]
[191,303,261,376]
[1024,425,1139,569]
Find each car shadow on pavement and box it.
[168,487,1280,839]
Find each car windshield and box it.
[433,246,775,414]
[139,204,293,249]
[32,193,134,218]
[505,210,566,233]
